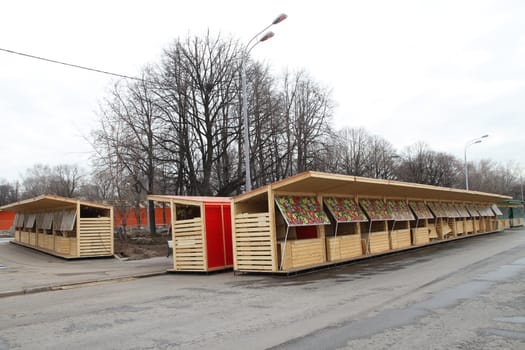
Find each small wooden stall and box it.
[443,202,462,236]
[323,197,367,262]
[491,204,505,231]
[274,195,330,271]
[453,203,471,236]
[477,204,496,232]
[466,204,481,233]
[386,199,415,250]
[148,195,233,272]
[231,171,511,274]
[3,195,113,258]
[359,198,393,254]
[427,202,454,239]
[408,201,433,244]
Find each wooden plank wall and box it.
[234,213,273,271]
[326,234,362,261]
[78,218,113,257]
[279,238,324,270]
[412,227,430,245]
[173,218,205,271]
[368,231,390,253]
[390,229,411,249]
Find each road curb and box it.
[0,271,167,299]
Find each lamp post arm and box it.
[245,24,273,52]
[464,136,487,191]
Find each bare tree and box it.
[396,143,461,187]
[0,180,19,206]
[21,164,84,198]
[157,32,244,195]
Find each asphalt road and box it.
[1,229,525,350]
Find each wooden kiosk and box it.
[323,197,367,262]
[491,204,505,231]
[477,204,496,232]
[466,205,482,233]
[3,195,113,258]
[231,171,510,274]
[386,199,415,250]
[147,195,233,272]
[408,201,433,245]
[427,202,454,239]
[453,203,471,236]
[359,198,393,254]
[274,195,330,271]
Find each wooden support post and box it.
[76,202,81,257]
[268,188,278,272]
[201,202,208,271]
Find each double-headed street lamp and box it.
[464,134,488,190]
[241,13,287,193]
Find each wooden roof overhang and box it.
[147,195,231,207]
[0,194,112,213]
[233,171,511,204]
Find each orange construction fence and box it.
[0,211,15,230]
[114,207,171,228]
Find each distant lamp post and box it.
[520,169,523,202]
[241,13,287,193]
[464,134,488,190]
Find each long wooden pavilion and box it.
[231,171,511,274]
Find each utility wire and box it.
[0,46,150,83]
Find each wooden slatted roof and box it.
[234,171,511,203]
[0,194,112,212]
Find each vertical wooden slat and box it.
[76,202,81,257]
[268,188,278,272]
[110,206,114,255]
[201,202,208,271]
[172,200,177,271]
[317,193,327,263]
[231,200,238,271]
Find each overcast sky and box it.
[1,0,524,182]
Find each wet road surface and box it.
[1,229,524,349]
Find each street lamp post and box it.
[464,134,488,190]
[520,173,523,202]
[241,13,287,193]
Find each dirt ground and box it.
[1,228,170,260]
[113,228,171,260]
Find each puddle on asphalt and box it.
[478,328,525,340]
[476,264,524,282]
[0,338,8,350]
[494,316,525,324]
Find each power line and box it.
[0,46,149,83]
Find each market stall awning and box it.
[359,198,394,221]
[275,195,330,226]
[386,200,415,221]
[408,201,434,220]
[427,202,450,218]
[323,197,368,223]
[443,203,461,218]
[454,204,470,218]
[466,205,481,217]
[478,205,495,217]
[491,204,503,216]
